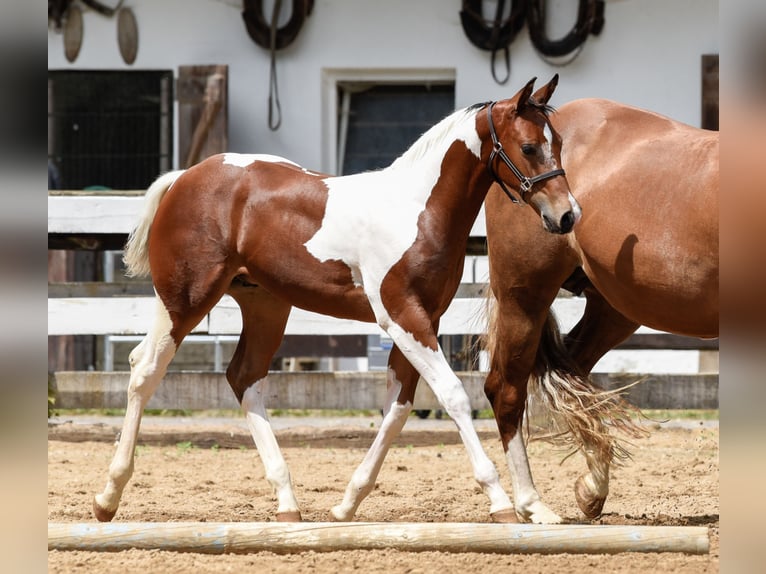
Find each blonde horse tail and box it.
[529,310,647,465]
[123,170,185,278]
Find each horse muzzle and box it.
[542,194,582,234]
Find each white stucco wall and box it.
[48,0,718,173]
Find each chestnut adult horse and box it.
[484,98,718,523]
[93,76,581,524]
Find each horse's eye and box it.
[521,144,537,156]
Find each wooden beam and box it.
[48,521,709,555]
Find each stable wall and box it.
[48,0,718,173]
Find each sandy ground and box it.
[48,414,718,573]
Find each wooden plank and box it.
[51,371,719,411]
[48,194,143,234]
[47,298,209,336]
[48,193,488,239]
[48,281,155,298]
[619,333,718,351]
[48,522,709,555]
[47,295,671,338]
[48,233,131,251]
[178,65,229,168]
[48,281,486,300]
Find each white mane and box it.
[389,106,483,170]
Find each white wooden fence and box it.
[48,192,718,411]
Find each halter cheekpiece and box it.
[486,101,566,204]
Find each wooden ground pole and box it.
[48,522,709,555]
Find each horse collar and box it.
[486,101,566,204]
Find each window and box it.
[48,70,173,190]
[321,69,456,175]
[337,83,455,175]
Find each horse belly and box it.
[580,244,718,338]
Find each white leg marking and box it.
[332,370,411,521]
[506,431,562,524]
[241,379,300,516]
[387,324,513,516]
[95,298,176,515]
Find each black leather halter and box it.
[486,101,566,204]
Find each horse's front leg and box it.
[330,344,416,521]
[484,367,562,524]
[484,299,563,524]
[564,288,641,520]
[385,318,515,522]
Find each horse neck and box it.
[387,140,492,241]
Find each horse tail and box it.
[482,289,645,464]
[529,310,647,464]
[123,170,185,278]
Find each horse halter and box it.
[486,101,566,204]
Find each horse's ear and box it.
[532,74,559,105]
[513,77,537,111]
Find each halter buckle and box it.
[519,178,533,195]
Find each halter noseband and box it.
[486,101,566,204]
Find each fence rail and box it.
[49,192,718,411]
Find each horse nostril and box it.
[559,211,575,234]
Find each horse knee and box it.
[439,387,472,420]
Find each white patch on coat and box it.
[223,153,300,168]
[303,107,482,320]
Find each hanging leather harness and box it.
[460,1,606,82]
[460,0,527,85]
[527,0,605,63]
[242,0,314,130]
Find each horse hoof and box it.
[574,475,606,519]
[490,508,519,523]
[92,498,117,522]
[276,510,302,522]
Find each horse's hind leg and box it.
[331,344,417,521]
[92,298,180,521]
[225,285,299,521]
[564,287,640,519]
[93,268,231,522]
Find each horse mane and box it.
[388,97,554,171]
[389,105,485,169]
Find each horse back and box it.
[552,99,719,337]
